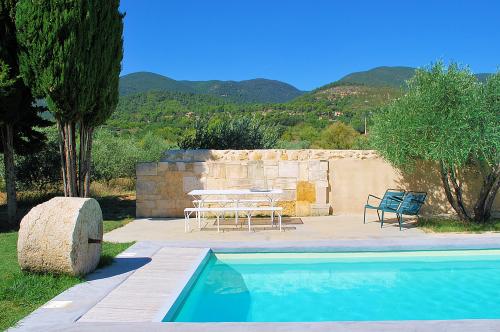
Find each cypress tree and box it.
[79,0,124,197]
[0,0,49,225]
[16,0,124,197]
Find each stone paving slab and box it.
[9,242,162,332]
[104,214,429,243]
[79,247,209,323]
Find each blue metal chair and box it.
[380,191,427,230]
[363,189,405,224]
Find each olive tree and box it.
[372,62,499,222]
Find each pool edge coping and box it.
[10,236,500,331]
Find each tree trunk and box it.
[1,124,17,225]
[79,123,94,197]
[439,162,471,221]
[473,164,500,222]
[57,119,79,197]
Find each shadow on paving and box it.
[87,257,152,281]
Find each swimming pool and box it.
[165,250,500,322]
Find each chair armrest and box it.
[366,194,381,205]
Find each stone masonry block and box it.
[278,161,299,178]
[157,162,170,174]
[298,162,309,181]
[175,162,186,171]
[209,163,226,178]
[316,180,329,188]
[315,186,328,204]
[264,165,278,179]
[136,181,158,195]
[295,201,311,216]
[193,162,209,175]
[310,203,330,216]
[273,178,297,190]
[206,178,226,189]
[248,163,265,179]
[280,189,296,201]
[309,170,327,181]
[296,181,316,203]
[226,164,248,179]
[136,163,157,176]
[183,176,203,193]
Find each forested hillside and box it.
[119,72,305,103]
[106,66,492,150]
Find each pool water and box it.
[167,250,500,322]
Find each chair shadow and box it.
[367,216,418,230]
[86,257,152,281]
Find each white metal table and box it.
[187,189,283,227]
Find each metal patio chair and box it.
[380,191,427,230]
[363,189,405,224]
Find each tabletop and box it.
[188,189,283,196]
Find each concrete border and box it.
[10,236,500,332]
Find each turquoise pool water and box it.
[167,250,500,322]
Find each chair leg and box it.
[184,212,189,232]
[380,210,385,228]
[399,214,403,231]
[279,213,282,232]
[363,207,366,224]
[247,213,252,232]
[217,215,220,233]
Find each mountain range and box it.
[120,66,492,104]
[335,66,492,88]
[119,72,305,103]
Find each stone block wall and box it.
[136,149,500,218]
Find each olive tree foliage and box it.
[179,116,280,149]
[92,130,171,182]
[372,62,499,222]
[16,0,123,197]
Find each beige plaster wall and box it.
[136,149,499,218]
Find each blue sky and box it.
[119,0,500,90]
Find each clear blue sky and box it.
[119,0,500,90]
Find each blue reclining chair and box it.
[380,191,427,230]
[363,189,405,224]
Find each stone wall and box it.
[136,149,500,218]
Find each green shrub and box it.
[92,130,171,181]
[317,122,361,149]
[15,127,61,191]
[178,116,280,149]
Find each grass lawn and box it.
[0,188,136,331]
[418,218,500,233]
[0,232,133,330]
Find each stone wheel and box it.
[17,197,103,276]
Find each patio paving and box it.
[104,213,428,243]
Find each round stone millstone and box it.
[17,197,103,276]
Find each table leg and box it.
[247,212,252,232]
[235,199,239,226]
